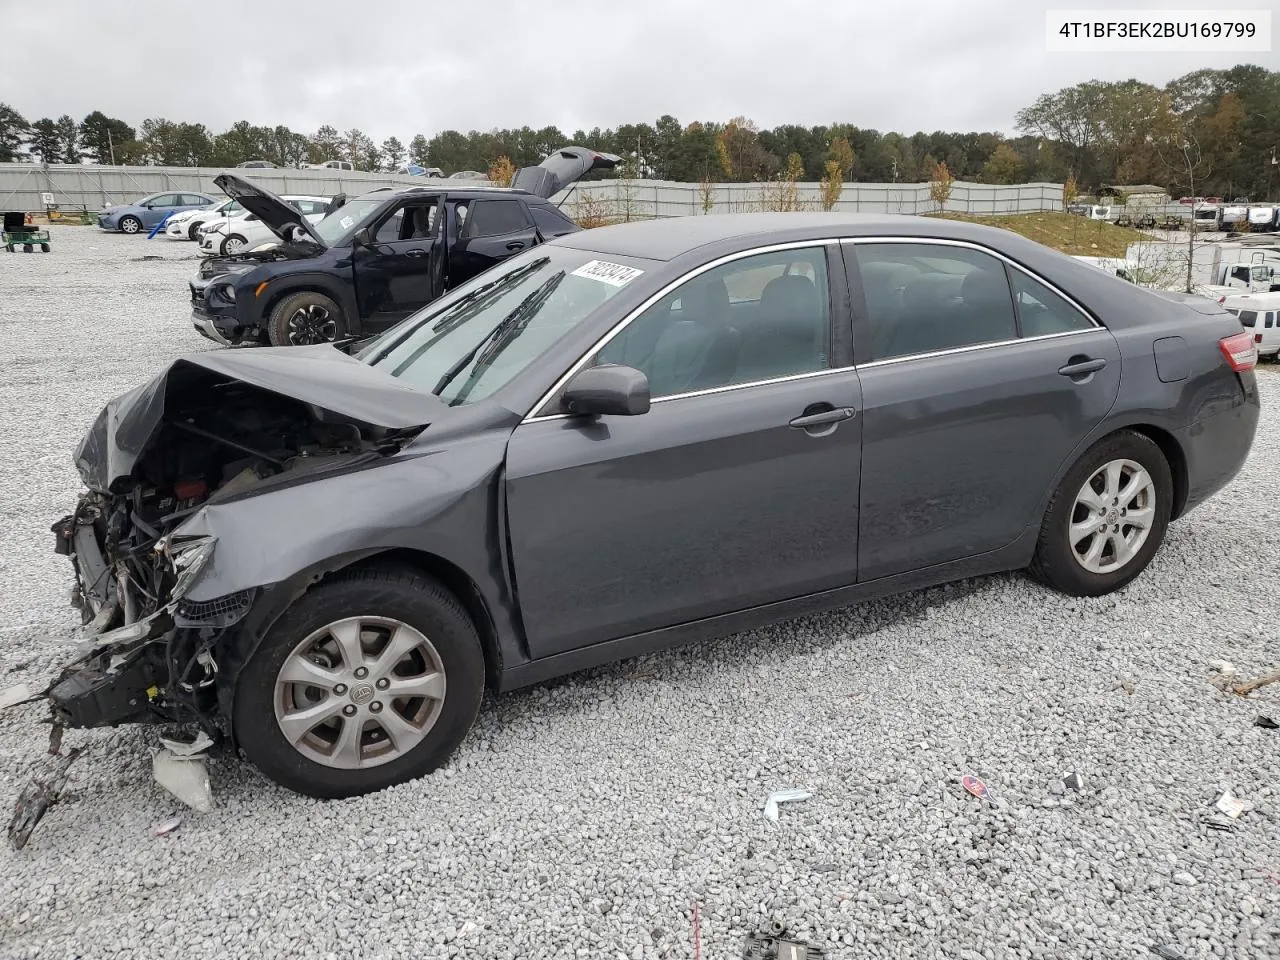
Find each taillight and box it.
[1256,333,1264,344]
[1220,332,1258,371]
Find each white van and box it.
[1221,291,1280,360]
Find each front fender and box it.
[252,269,358,330]
[175,446,504,606]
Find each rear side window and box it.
[1267,312,1275,329]
[1008,271,1093,337]
[529,204,576,238]
[464,200,528,238]
[854,243,1018,361]
[1239,311,1257,327]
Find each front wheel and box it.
[1029,430,1172,597]
[118,215,142,234]
[267,290,345,346]
[232,565,485,799]
[221,233,247,256]
[187,222,202,240]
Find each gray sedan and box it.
[23,213,1262,801]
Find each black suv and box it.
[190,146,618,346]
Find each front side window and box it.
[854,243,1017,361]
[361,247,646,406]
[593,246,831,398]
[150,194,182,207]
[374,201,439,242]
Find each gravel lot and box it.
[1,226,1277,960]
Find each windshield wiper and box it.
[370,257,551,369]
[434,271,566,400]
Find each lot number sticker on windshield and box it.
[570,260,644,287]
[340,215,354,229]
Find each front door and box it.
[352,197,440,331]
[504,243,864,659]
[449,198,537,287]
[844,240,1123,582]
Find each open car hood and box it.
[75,344,446,493]
[213,174,329,249]
[511,146,621,199]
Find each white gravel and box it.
[1,225,1278,960]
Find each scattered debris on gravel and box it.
[0,227,1277,958]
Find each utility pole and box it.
[108,128,116,166]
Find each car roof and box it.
[349,185,535,203]
[549,212,1051,262]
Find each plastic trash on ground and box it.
[762,789,812,822]
[152,732,214,813]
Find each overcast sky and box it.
[2,0,1276,142]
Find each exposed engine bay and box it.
[46,376,422,736]
[4,345,442,847]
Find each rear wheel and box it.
[1029,430,1172,596]
[233,565,485,799]
[118,215,141,234]
[40,243,49,253]
[267,291,345,346]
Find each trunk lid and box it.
[213,173,328,249]
[511,146,621,199]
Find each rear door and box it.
[449,198,537,285]
[844,239,1122,582]
[352,197,441,330]
[503,242,864,659]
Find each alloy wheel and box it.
[287,304,338,344]
[273,616,447,769]
[1068,458,1156,575]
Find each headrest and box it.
[761,274,819,318]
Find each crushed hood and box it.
[75,344,445,493]
[511,146,621,199]
[213,174,328,249]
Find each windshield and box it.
[312,199,385,245]
[361,246,650,406]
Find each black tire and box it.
[118,215,142,234]
[233,565,485,799]
[267,290,346,346]
[187,222,202,240]
[23,244,32,253]
[221,233,247,256]
[1028,430,1173,597]
[40,244,49,253]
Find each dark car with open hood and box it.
[3,212,1260,836]
[189,146,619,348]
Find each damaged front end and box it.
[7,346,440,845]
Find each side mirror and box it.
[562,364,650,417]
[354,226,374,247]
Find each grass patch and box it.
[927,212,1150,258]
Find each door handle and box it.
[405,248,427,258]
[789,406,856,429]
[506,241,525,251]
[1058,357,1107,378]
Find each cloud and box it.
[1,0,1274,141]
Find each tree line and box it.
[0,64,1273,198]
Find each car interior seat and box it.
[644,276,740,395]
[736,274,826,381]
